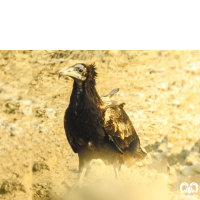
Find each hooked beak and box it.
[59,67,86,81]
[59,68,73,79]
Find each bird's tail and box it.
[135,146,147,160]
[127,138,147,160]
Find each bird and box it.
[59,63,147,186]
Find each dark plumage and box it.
[59,63,147,185]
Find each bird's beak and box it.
[59,67,86,80]
[59,68,72,79]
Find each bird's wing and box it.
[104,104,139,153]
[64,109,78,153]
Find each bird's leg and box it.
[112,158,122,180]
[113,166,121,180]
[75,167,87,187]
[69,167,87,192]
[71,155,88,189]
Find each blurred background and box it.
[0,50,199,200]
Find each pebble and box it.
[162,151,168,158]
[183,145,192,151]
[192,163,200,173]
[148,108,154,113]
[36,107,46,118]
[156,138,163,143]
[0,181,13,193]
[185,152,200,165]
[45,108,56,118]
[5,99,20,114]
[168,143,173,149]
[172,99,180,107]
[143,157,152,166]
[144,137,149,141]
[169,166,176,176]
[158,143,167,153]
[37,189,45,196]
[136,162,143,167]
[181,166,196,176]
[36,107,56,118]
[19,99,32,115]
[187,134,192,140]
[32,161,50,172]
[155,153,165,160]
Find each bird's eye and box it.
[79,69,83,73]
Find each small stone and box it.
[136,162,143,167]
[181,166,196,176]
[169,166,176,176]
[172,100,180,107]
[162,151,168,157]
[35,107,56,118]
[45,108,56,118]
[5,99,20,114]
[192,163,200,173]
[183,145,191,151]
[19,99,32,115]
[144,137,149,141]
[32,163,41,172]
[35,107,46,118]
[37,189,45,196]
[32,161,49,172]
[168,143,173,149]
[1,181,13,193]
[187,134,192,140]
[149,108,154,113]
[144,158,152,166]
[156,138,162,143]
[158,143,167,152]
[155,153,165,160]
[185,152,200,165]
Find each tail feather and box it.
[135,146,147,160]
[127,138,147,160]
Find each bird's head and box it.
[59,63,97,83]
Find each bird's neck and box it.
[70,80,102,114]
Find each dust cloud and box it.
[62,159,168,200]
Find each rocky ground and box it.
[0,50,199,200]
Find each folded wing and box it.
[104,103,139,154]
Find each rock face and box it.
[0,50,200,200]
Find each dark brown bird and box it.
[59,63,147,186]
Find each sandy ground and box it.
[0,50,200,200]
